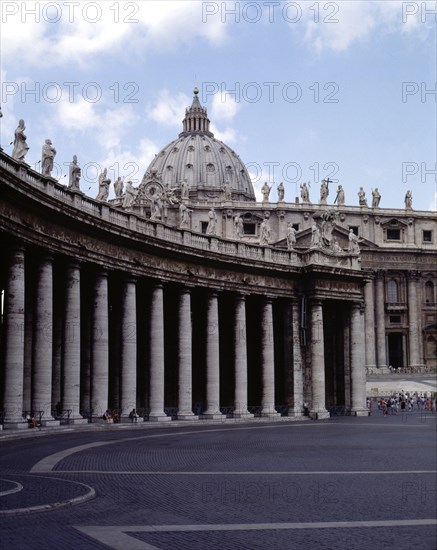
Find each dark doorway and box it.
[388,333,403,369]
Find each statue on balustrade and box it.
[348,229,361,254]
[150,196,162,220]
[358,187,368,207]
[259,218,271,246]
[277,182,285,202]
[310,223,321,248]
[261,182,271,202]
[372,188,381,208]
[405,190,413,209]
[12,119,29,161]
[234,216,244,240]
[206,207,218,235]
[300,181,310,203]
[286,222,296,250]
[179,202,192,229]
[334,184,345,206]
[223,180,232,201]
[41,139,57,177]
[123,180,136,209]
[96,168,111,201]
[320,179,329,204]
[114,177,124,198]
[68,155,81,191]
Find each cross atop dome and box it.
[180,87,214,137]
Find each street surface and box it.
[0,412,436,550]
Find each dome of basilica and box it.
[143,88,256,202]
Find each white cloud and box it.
[147,90,191,127]
[211,93,240,121]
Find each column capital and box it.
[375,269,385,279]
[124,275,137,285]
[407,270,421,281]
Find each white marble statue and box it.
[300,182,310,203]
[348,229,360,254]
[114,177,124,198]
[334,185,345,206]
[372,188,381,208]
[68,155,81,191]
[179,203,192,229]
[96,168,111,201]
[311,223,321,248]
[259,218,271,246]
[12,119,29,161]
[223,180,232,201]
[41,139,56,177]
[181,178,189,200]
[320,179,329,204]
[286,223,296,250]
[123,180,136,209]
[150,196,162,220]
[358,187,368,207]
[235,216,244,240]
[277,182,285,202]
[261,182,271,202]
[206,207,217,235]
[405,190,413,209]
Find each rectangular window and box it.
[243,223,256,235]
[201,222,208,234]
[423,230,432,243]
[390,315,401,324]
[387,229,400,241]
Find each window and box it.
[292,223,300,232]
[390,315,401,324]
[243,223,256,235]
[425,281,434,303]
[423,230,433,243]
[349,226,359,236]
[387,229,400,241]
[201,222,208,234]
[387,280,399,303]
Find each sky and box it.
[0,0,436,211]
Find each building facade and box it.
[0,90,435,428]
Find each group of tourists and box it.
[366,394,436,415]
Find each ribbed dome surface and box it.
[143,90,256,202]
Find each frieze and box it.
[362,253,435,264]
[313,280,360,293]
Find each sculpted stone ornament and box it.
[150,196,162,221]
[223,180,232,201]
[234,216,244,240]
[320,179,329,204]
[259,218,271,246]
[179,203,192,229]
[334,184,345,206]
[12,119,29,161]
[41,139,57,177]
[405,190,413,210]
[310,223,321,248]
[320,209,338,248]
[96,168,111,201]
[372,188,381,208]
[114,177,124,198]
[123,180,136,209]
[68,155,81,191]
[358,187,368,207]
[277,182,285,202]
[348,229,361,254]
[300,182,310,203]
[180,178,189,201]
[261,181,271,202]
[206,207,218,235]
[286,222,296,250]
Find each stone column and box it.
[3,247,27,428]
[375,271,387,370]
[201,292,223,419]
[149,283,170,421]
[407,272,423,368]
[364,276,377,370]
[289,299,304,416]
[309,299,329,419]
[177,287,197,420]
[91,270,109,418]
[261,298,280,418]
[350,303,368,415]
[63,261,86,423]
[32,253,58,425]
[120,277,140,420]
[234,294,253,418]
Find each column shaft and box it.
[261,299,279,417]
[375,272,387,369]
[149,283,170,421]
[310,300,329,419]
[234,295,252,418]
[407,274,422,367]
[3,247,27,427]
[290,299,304,416]
[177,288,197,419]
[202,292,222,419]
[32,254,58,424]
[350,303,367,415]
[63,261,86,422]
[120,278,138,417]
[91,270,109,417]
[364,278,377,369]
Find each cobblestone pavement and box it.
[0,413,436,550]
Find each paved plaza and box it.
[0,413,436,550]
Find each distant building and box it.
[0,90,435,428]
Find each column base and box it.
[4,421,29,430]
[120,417,144,424]
[351,409,370,417]
[261,410,281,418]
[40,419,60,427]
[200,412,223,420]
[309,410,330,420]
[67,417,89,425]
[233,411,254,419]
[177,413,199,421]
[148,414,171,422]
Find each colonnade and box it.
[0,246,368,428]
